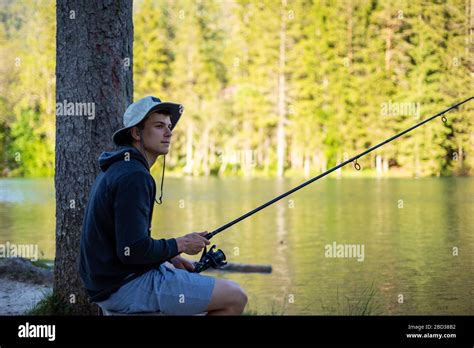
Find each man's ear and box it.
[130,126,141,142]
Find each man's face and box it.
[140,112,172,155]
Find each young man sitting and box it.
[79,96,247,315]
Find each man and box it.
[79,96,247,315]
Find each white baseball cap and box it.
[112,96,183,146]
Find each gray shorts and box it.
[96,263,215,315]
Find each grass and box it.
[321,282,381,316]
[31,259,54,270]
[26,291,74,315]
[243,283,381,315]
[243,297,288,315]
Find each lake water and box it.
[0,177,473,315]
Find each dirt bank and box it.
[0,258,53,315]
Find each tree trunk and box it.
[55,0,133,315]
[457,145,463,174]
[209,139,216,172]
[376,155,383,177]
[276,0,287,178]
[303,153,310,178]
[257,128,264,167]
[242,119,252,176]
[184,121,194,174]
[202,126,209,176]
[321,152,327,172]
[383,156,389,174]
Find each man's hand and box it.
[169,255,195,272]
[175,231,210,255]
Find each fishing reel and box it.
[194,245,227,273]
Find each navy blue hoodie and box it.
[79,145,179,302]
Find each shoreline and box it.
[0,257,53,315]
[0,279,52,315]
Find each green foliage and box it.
[27,291,74,316]
[0,0,55,177]
[8,110,54,177]
[0,0,472,177]
[31,259,54,270]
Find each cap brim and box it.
[112,127,132,146]
[112,102,183,146]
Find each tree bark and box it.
[55,0,133,315]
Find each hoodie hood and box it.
[98,146,149,172]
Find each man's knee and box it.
[208,278,247,314]
[226,280,247,311]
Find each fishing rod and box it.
[193,96,473,273]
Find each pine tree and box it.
[134,0,174,98]
[169,0,227,176]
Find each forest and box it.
[0,0,473,178]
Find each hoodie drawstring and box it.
[155,156,165,205]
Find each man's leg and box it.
[206,278,248,315]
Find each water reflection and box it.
[0,177,472,314]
